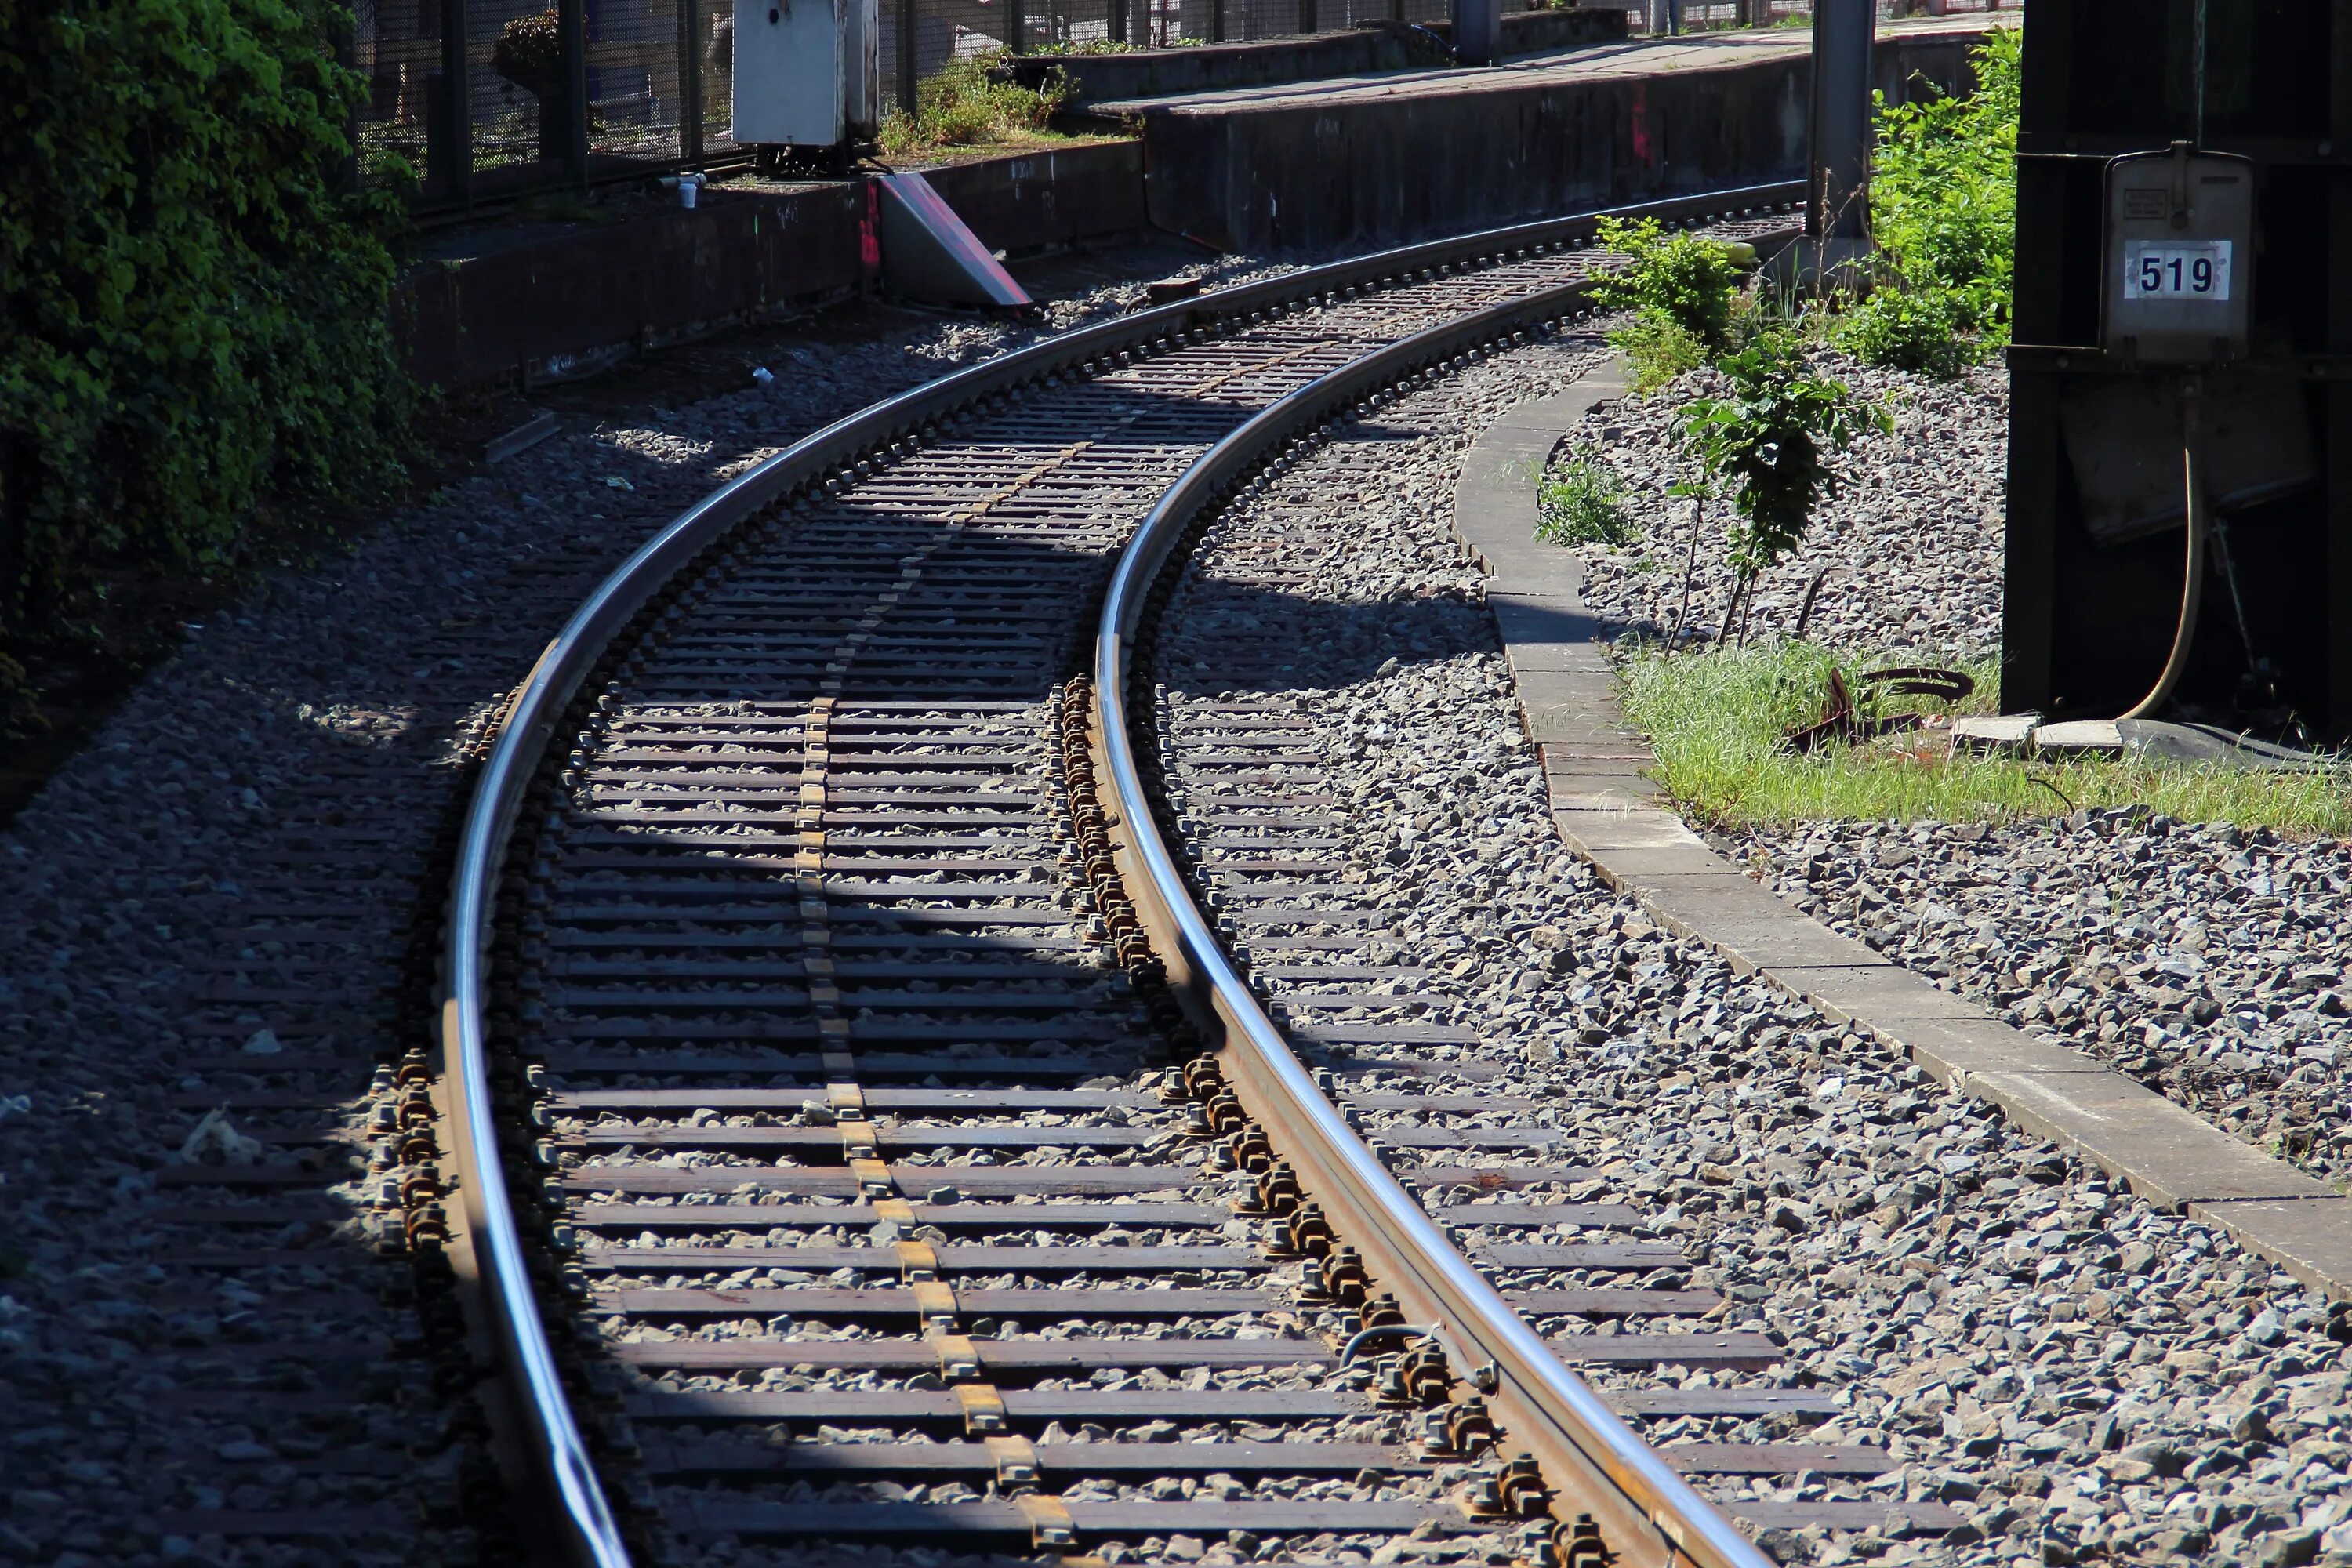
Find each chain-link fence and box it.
[353,0,2017,212]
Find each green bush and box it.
[1536,456,1636,548]
[1589,216,1747,350]
[1677,330,1885,581]
[1,0,412,684]
[1838,287,1981,378]
[1871,27,2020,338]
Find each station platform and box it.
[1094,17,2004,252]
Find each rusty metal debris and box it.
[1788,664,1975,752]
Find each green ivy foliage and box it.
[0,0,413,669]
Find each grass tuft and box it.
[1617,640,2352,833]
[878,56,1073,155]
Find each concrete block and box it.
[1765,963,1984,1028]
[1964,1070,2332,1210]
[2031,720,2123,754]
[1949,714,2037,754]
[2185,1198,2352,1301]
[1861,1014,2103,1085]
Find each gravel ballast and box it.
[1715,815,2352,1189]
[0,263,1259,1566]
[1557,339,2352,1192]
[1145,336,2352,1567]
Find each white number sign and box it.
[2122,240,2233,302]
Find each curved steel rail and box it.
[1091,289,1779,1568]
[441,180,1802,1566]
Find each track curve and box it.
[437,184,1815,1568]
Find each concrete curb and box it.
[1453,366,2352,1302]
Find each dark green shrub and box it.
[0,0,413,686]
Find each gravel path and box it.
[1565,348,2007,655]
[1714,815,2352,1189]
[1147,338,2352,1567]
[0,261,1265,1566]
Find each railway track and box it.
[434,183,1943,1568]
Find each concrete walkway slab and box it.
[1453,364,2352,1301]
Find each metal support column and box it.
[1298,0,1316,37]
[437,0,472,207]
[1806,0,1874,241]
[681,0,705,165]
[1453,0,1500,64]
[560,0,590,184]
[1007,0,1026,52]
[1109,0,1127,45]
[2329,0,2352,733]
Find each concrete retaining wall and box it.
[1130,26,1990,253]
[394,141,1149,390]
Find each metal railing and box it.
[438,177,1801,1566]
[1626,0,2020,31]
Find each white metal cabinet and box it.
[730,0,877,149]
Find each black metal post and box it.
[560,0,590,184]
[1210,0,1224,44]
[440,0,472,206]
[1008,0,1026,52]
[1109,0,1127,45]
[1806,0,1873,241]
[899,0,921,109]
[1298,0,1316,35]
[681,0,705,165]
[1452,0,1498,62]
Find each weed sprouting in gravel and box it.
[1535,454,1637,547]
[1668,330,1887,644]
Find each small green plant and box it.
[1679,330,1885,583]
[1536,456,1638,547]
[1589,215,1747,349]
[1838,287,1981,378]
[877,55,1072,154]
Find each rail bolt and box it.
[1287,1202,1334,1256]
[1402,1345,1451,1403]
[1553,1514,1617,1568]
[1356,1291,1405,1330]
[1444,1397,1497,1455]
[1498,1457,1550,1517]
[1319,1245,1368,1303]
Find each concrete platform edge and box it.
[1454,362,2352,1301]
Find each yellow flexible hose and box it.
[2119,382,2209,722]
